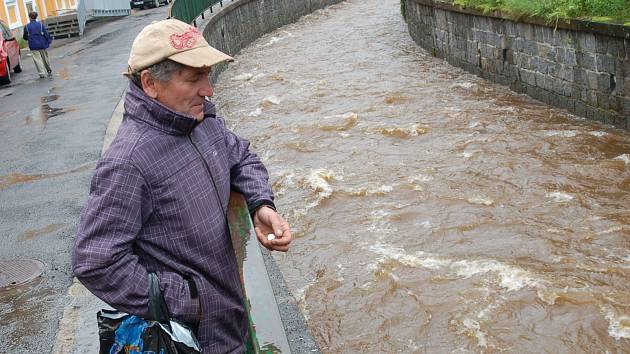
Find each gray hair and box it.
[130,59,185,87]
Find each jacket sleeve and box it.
[43,25,52,44]
[218,117,276,213]
[72,157,199,322]
[22,25,28,41]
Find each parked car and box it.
[0,20,21,85]
[130,0,168,10]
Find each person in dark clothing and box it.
[22,11,52,78]
[72,19,292,353]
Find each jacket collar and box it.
[124,82,217,136]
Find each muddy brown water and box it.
[214,0,630,351]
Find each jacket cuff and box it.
[248,200,276,217]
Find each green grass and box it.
[453,0,630,24]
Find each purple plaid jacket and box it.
[72,82,274,353]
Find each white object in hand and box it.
[267,233,276,241]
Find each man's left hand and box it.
[253,206,292,252]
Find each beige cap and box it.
[127,19,233,74]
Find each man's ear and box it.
[140,70,158,98]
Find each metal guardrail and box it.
[228,192,291,353]
[169,0,223,24]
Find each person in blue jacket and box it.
[22,11,52,78]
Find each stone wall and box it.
[405,0,630,129]
[200,0,344,80]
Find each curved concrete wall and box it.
[404,0,630,129]
[200,0,344,79]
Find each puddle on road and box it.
[24,89,77,126]
[19,224,66,241]
[0,162,95,190]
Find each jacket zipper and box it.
[188,134,227,217]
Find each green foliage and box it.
[453,0,630,23]
[17,37,27,50]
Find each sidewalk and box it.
[52,97,124,354]
[0,6,170,353]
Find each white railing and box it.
[76,0,131,35]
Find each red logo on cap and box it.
[169,27,201,50]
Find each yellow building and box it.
[1,0,77,30]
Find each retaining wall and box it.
[404,0,630,129]
[200,0,344,80]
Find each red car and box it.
[0,19,22,85]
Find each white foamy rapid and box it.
[318,112,359,131]
[367,243,544,291]
[300,168,338,212]
[451,82,477,89]
[261,95,281,106]
[588,131,607,137]
[545,130,578,138]
[262,30,294,46]
[248,108,262,117]
[461,318,488,348]
[613,154,630,164]
[348,184,393,196]
[231,73,254,81]
[467,196,494,206]
[602,307,630,340]
[546,191,574,202]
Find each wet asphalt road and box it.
[0,7,169,353]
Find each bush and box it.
[454,0,630,23]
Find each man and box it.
[72,19,292,353]
[22,11,52,78]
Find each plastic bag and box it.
[97,273,201,354]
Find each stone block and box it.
[575,100,587,116]
[557,95,575,111]
[606,37,625,57]
[504,48,514,65]
[596,54,616,73]
[576,52,597,71]
[504,21,517,37]
[514,37,524,52]
[519,23,535,41]
[480,57,496,72]
[574,68,587,86]
[479,43,494,58]
[538,43,553,60]
[560,65,574,82]
[564,49,577,66]
[569,83,582,100]
[586,71,600,90]
[624,98,630,116]
[609,95,624,112]
[524,40,538,56]
[520,68,536,86]
[596,92,612,110]
[535,72,545,87]
[578,33,597,52]
[585,89,599,105]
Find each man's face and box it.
[152,65,213,121]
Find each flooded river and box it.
[213,0,630,351]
